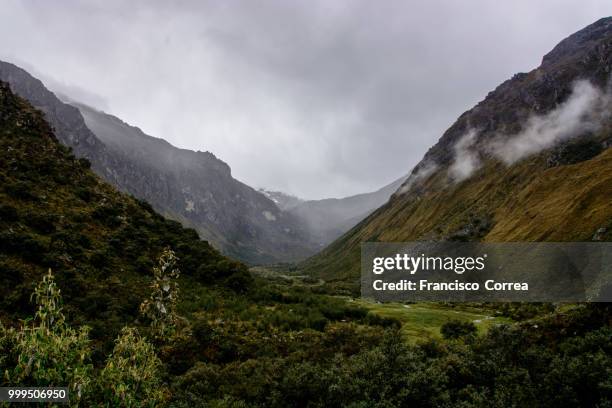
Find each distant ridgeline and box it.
[300,17,612,285]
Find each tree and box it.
[140,247,181,341]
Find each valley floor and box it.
[252,266,511,343]
[352,299,510,342]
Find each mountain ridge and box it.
[0,61,318,264]
[299,16,612,285]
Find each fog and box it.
[490,80,611,164]
[444,80,611,182]
[0,0,610,198]
[449,130,480,182]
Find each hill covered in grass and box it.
[300,17,612,286]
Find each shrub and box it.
[25,212,58,234]
[0,203,18,222]
[97,327,167,406]
[440,319,477,340]
[4,180,37,200]
[2,270,93,403]
[140,247,181,341]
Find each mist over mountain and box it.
[301,17,612,283]
[75,102,323,264]
[258,189,304,211]
[287,175,407,246]
[1,6,612,406]
[0,61,318,264]
[0,59,401,263]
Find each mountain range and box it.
[1,15,611,406]
[0,61,401,264]
[1,17,611,281]
[300,16,612,284]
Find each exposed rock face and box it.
[0,61,123,184]
[0,61,316,264]
[258,189,304,212]
[75,104,316,264]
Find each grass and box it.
[253,266,512,344]
[301,141,612,282]
[353,299,510,343]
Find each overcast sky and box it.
[1,1,610,199]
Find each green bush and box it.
[440,319,477,339]
[97,327,167,406]
[2,270,93,404]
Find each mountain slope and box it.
[300,17,612,284]
[0,61,317,264]
[74,103,316,264]
[258,189,305,211]
[0,79,243,344]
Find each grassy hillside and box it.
[300,18,612,286]
[301,136,612,284]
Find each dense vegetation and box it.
[0,81,610,407]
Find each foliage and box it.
[140,248,181,341]
[440,319,477,340]
[0,82,231,353]
[98,327,167,407]
[0,269,167,407]
[2,270,92,405]
[1,82,611,407]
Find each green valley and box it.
[0,13,611,408]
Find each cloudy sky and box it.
[1,1,610,199]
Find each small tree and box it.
[140,247,181,340]
[98,327,167,406]
[4,269,92,403]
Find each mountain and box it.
[300,17,612,284]
[74,103,316,264]
[2,77,611,408]
[259,176,407,247]
[0,79,237,343]
[0,61,317,264]
[287,175,407,246]
[258,189,304,211]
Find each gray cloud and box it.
[489,80,611,165]
[449,129,481,182]
[0,0,610,198]
[444,80,611,183]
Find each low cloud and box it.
[396,160,438,195]
[448,129,480,182]
[489,80,610,165]
[446,79,610,183]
